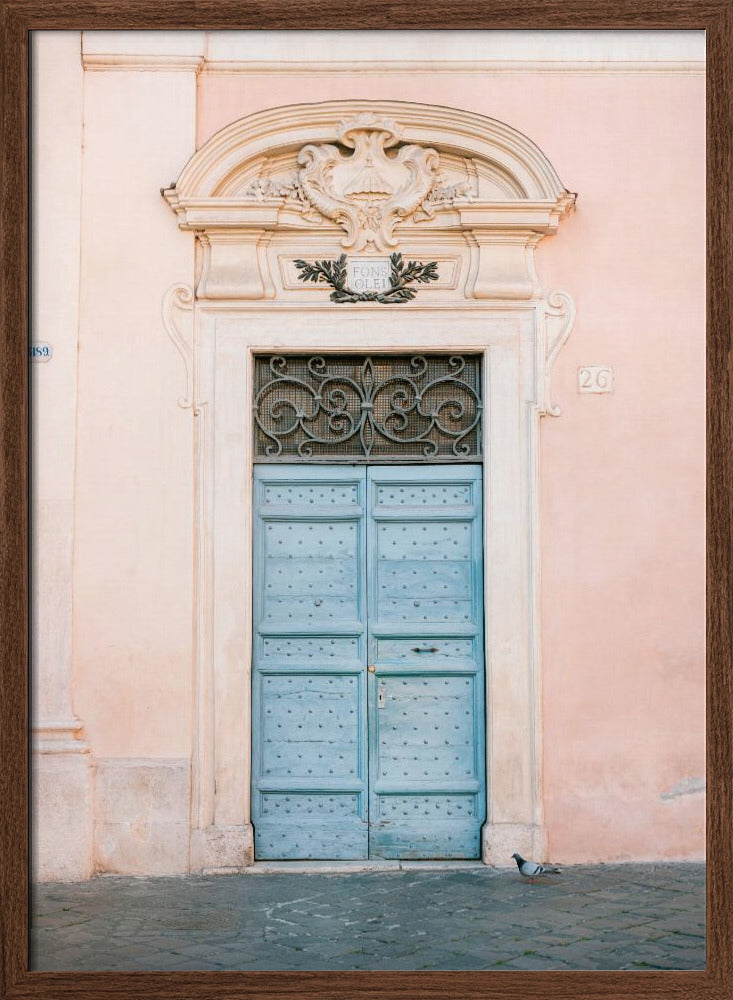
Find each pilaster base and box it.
[190,824,254,873]
[94,758,190,875]
[32,738,93,882]
[481,822,548,867]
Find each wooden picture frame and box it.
[1,4,729,998]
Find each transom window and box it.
[253,354,482,463]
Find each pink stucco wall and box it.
[197,71,705,862]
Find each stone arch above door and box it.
[163,99,575,301]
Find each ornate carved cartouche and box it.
[297,114,441,253]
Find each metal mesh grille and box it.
[253,354,482,463]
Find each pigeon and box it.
[512,852,562,877]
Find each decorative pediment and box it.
[163,100,575,300]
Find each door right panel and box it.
[367,465,486,859]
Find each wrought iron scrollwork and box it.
[254,354,482,462]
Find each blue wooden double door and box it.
[252,464,486,859]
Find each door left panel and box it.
[252,466,369,859]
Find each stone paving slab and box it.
[31,862,705,972]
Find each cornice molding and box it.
[82,53,703,76]
[83,53,205,72]
[200,59,704,76]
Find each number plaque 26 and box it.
[578,365,613,393]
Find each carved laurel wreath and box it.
[293,253,439,304]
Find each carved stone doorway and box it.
[162,100,576,871]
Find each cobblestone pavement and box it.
[31,862,705,972]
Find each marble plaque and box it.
[578,365,614,393]
[347,257,391,294]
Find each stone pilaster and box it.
[30,31,93,882]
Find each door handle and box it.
[368,664,376,673]
[412,647,439,654]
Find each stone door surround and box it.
[163,99,576,870]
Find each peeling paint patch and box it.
[660,777,705,800]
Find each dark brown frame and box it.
[1,3,729,999]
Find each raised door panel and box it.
[367,465,485,859]
[252,466,368,859]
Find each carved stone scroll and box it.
[541,290,576,417]
[162,283,195,410]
